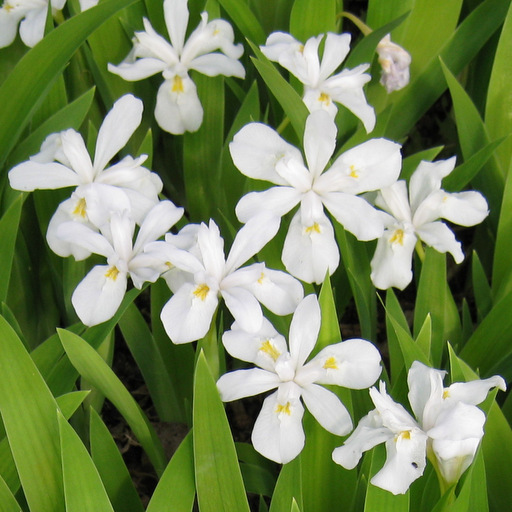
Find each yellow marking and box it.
[165,261,174,269]
[305,222,321,235]
[298,44,304,54]
[396,430,411,441]
[257,272,265,284]
[105,266,119,281]
[318,92,331,105]
[260,340,281,361]
[443,389,450,399]
[72,197,87,218]
[349,164,359,178]
[275,402,291,415]
[172,75,184,93]
[389,228,404,246]
[3,2,14,11]
[323,356,338,370]
[193,283,209,301]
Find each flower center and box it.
[323,356,338,370]
[349,165,359,178]
[105,266,120,281]
[389,228,405,246]
[318,92,331,105]
[305,222,321,235]
[275,402,292,416]
[172,75,184,93]
[396,430,411,441]
[72,197,87,218]
[259,340,281,361]
[193,283,210,301]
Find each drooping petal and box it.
[221,286,263,333]
[8,161,80,191]
[322,138,402,195]
[108,57,168,81]
[229,122,303,184]
[282,206,339,284]
[251,385,305,464]
[260,31,301,63]
[235,186,302,223]
[288,294,321,369]
[155,76,203,134]
[370,225,417,290]
[56,221,115,259]
[248,267,304,316]
[435,190,488,227]
[0,8,23,48]
[332,409,392,469]
[217,368,280,401]
[321,191,386,241]
[301,383,353,435]
[163,0,188,54]
[371,428,427,495]
[303,338,382,389]
[225,212,280,274]
[189,52,245,78]
[221,318,288,370]
[72,265,128,326]
[18,5,46,47]
[444,375,506,406]
[93,94,143,174]
[415,221,464,263]
[303,110,336,179]
[160,280,219,343]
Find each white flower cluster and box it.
[6,0,503,496]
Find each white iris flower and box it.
[261,31,375,132]
[57,200,184,326]
[108,0,245,135]
[333,361,506,495]
[154,214,304,344]
[217,294,382,464]
[230,110,402,283]
[0,0,66,48]
[8,94,163,260]
[370,157,489,290]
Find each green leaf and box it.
[471,251,492,322]
[0,195,23,302]
[146,432,196,512]
[0,0,140,170]
[0,315,64,512]
[193,352,250,512]
[58,328,167,476]
[89,408,144,512]
[485,1,512,171]
[217,0,266,44]
[118,302,182,422]
[269,457,303,512]
[248,41,309,140]
[289,0,337,40]
[58,413,115,512]
[0,474,21,512]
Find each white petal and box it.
[8,161,80,191]
[444,375,506,406]
[225,213,280,273]
[229,122,303,184]
[319,33,351,79]
[370,383,419,432]
[332,410,392,469]
[436,190,489,227]
[252,387,305,464]
[235,187,301,223]
[217,368,280,401]
[288,294,321,369]
[197,220,225,281]
[282,207,340,284]
[321,192,385,241]
[164,0,188,53]
[301,383,352,435]
[248,267,304,316]
[221,286,263,333]
[223,320,288,372]
[155,76,203,134]
[108,58,167,81]
[18,6,46,47]
[190,53,245,78]
[370,225,417,290]
[375,181,412,223]
[416,221,464,263]
[59,129,94,183]
[72,265,128,326]
[160,281,219,343]
[371,428,427,494]
[93,94,143,173]
[260,31,301,63]
[57,221,114,259]
[306,338,382,389]
[303,110,336,179]
[0,9,22,48]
